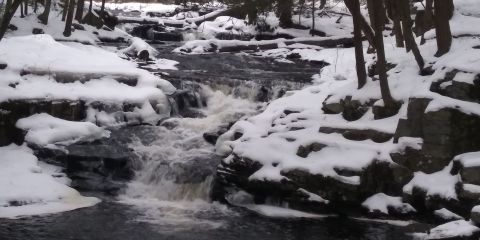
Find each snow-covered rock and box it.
[16,113,110,148]
[361,193,416,215]
[419,220,480,240]
[0,144,100,218]
[434,208,464,221]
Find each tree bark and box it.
[74,0,84,22]
[88,0,92,12]
[311,0,315,36]
[0,0,23,41]
[63,0,75,37]
[399,0,425,70]
[23,0,28,15]
[433,0,453,57]
[38,0,51,24]
[345,0,367,89]
[370,0,396,107]
[344,0,376,48]
[100,0,105,14]
[385,0,404,47]
[320,0,326,10]
[62,0,69,21]
[19,1,24,17]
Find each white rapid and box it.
[119,85,259,231]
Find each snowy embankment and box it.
[0,34,175,126]
[213,0,480,236]
[0,6,178,217]
[0,144,100,218]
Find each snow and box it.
[243,204,331,219]
[434,208,463,221]
[454,152,480,168]
[0,144,100,218]
[361,193,416,215]
[8,10,129,44]
[197,16,255,39]
[403,164,460,200]
[422,220,479,240]
[16,113,110,148]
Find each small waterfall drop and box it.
[119,85,259,230]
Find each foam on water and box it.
[119,86,259,231]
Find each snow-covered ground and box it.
[0,144,100,218]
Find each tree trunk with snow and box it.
[38,0,51,25]
[0,0,23,41]
[23,0,28,15]
[433,0,453,57]
[74,0,84,22]
[344,0,376,49]
[370,0,396,107]
[311,0,315,36]
[345,0,367,89]
[399,0,425,71]
[385,0,404,47]
[63,0,76,37]
[62,0,69,21]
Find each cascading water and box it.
[119,85,259,230]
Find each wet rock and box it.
[296,142,326,158]
[471,206,480,227]
[372,102,402,120]
[32,28,44,35]
[0,100,86,146]
[8,24,17,31]
[319,127,393,143]
[430,70,480,104]
[72,23,85,31]
[0,62,7,70]
[203,125,229,145]
[393,98,480,173]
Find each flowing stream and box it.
[0,42,426,240]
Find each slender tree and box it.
[62,0,68,21]
[311,0,315,35]
[385,0,404,47]
[100,0,105,14]
[74,0,84,22]
[38,0,51,24]
[345,0,366,89]
[368,0,396,107]
[433,0,453,57]
[344,0,376,48]
[63,0,75,37]
[399,0,425,71]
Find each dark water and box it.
[0,197,423,240]
[0,42,428,240]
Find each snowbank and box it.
[16,113,110,148]
[0,145,100,218]
[361,193,416,215]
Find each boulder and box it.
[471,206,480,227]
[32,28,44,35]
[0,62,7,70]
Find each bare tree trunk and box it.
[385,0,404,47]
[311,0,315,36]
[74,0,84,22]
[370,0,396,107]
[277,0,294,28]
[24,0,28,15]
[433,0,453,57]
[344,0,376,48]
[33,0,37,13]
[320,0,326,10]
[62,0,69,21]
[100,0,105,14]
[0,0,23,41]
[63,0,75,37]
[399,0,425,70]
[38,0,51,24]
[88,0,92,12]
[345,0,367,89]
[19,1,24,17]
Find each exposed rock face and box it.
[393,98,480,173]
[214,69,480,221]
